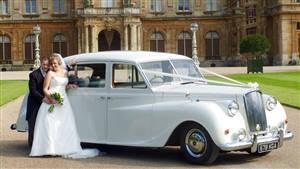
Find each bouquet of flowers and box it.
[48,92,64,113]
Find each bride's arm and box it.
[43,71,54,102]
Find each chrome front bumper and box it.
[219,130,294,152]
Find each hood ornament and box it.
[256,124,261,131]
[248,82,259,89]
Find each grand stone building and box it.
[0,0,300,70]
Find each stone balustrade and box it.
[76,7,141,16]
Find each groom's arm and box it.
[29,73,44,101]
[66,64,72,71]
[66,59,78,71]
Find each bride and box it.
[30,53,100,159]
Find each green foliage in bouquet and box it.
[48,92,64,113]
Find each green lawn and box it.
[207,71,300,109]
[0,80,28,106]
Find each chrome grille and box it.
[244,91,267,132]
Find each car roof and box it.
[64,51,191,64]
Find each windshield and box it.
[140,59,203,86]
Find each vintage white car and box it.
[12,51,293,164]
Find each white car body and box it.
[13,51,293,164]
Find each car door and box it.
[107,62,155,146]
[67,63,107,144]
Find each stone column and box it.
[90,25,97,52]
[78,27,82,53]
[124,24,128,50]
[137,25,141,51]
[85,25,89,53]
[130,24,137,51]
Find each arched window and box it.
[53,34,67,57]
[24,34,35,64]
[205,31,220,60]
[0,35,11,64]
[150,32,165,52]
[177,32,192,57]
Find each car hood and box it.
[152,82,255,101]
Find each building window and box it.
[246,5,256,24]
[24,34,36,64]
[0,0,8,15]
[53,0,65,14]
[206,0,218,11]
[25,0,37,14]
[101,0,113,8]
[177,32,192,57]
[178,0,190,11]
[150,32,165,52]
[0,35,11,64]
[205,32,220,60]
[297,22,300,30]
[150,0,162,12]
[53,34,68,57]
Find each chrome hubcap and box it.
[185,129,207,157]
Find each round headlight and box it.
[228,100,239,117]
[266,96,277,111]
[238,128,247,141]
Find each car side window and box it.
[68,63,106,88]
[112,64,147,89]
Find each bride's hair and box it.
[50,53,62,65]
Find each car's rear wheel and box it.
[180,123,219,164]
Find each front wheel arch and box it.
[165,121,201,146]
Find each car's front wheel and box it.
[180,123,219,164]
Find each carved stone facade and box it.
[0,0,299,70]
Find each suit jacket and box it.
[26,68,45,121]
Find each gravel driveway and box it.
[0,96,299,169]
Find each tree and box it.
[240,34,271,59]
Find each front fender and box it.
[263,94,287,129]
[151,99,247,147]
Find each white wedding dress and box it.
[30,76,100,159]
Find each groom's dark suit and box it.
[26,68,45,147]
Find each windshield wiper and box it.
[180,81,194,85]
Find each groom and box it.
[26,57,51,147]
